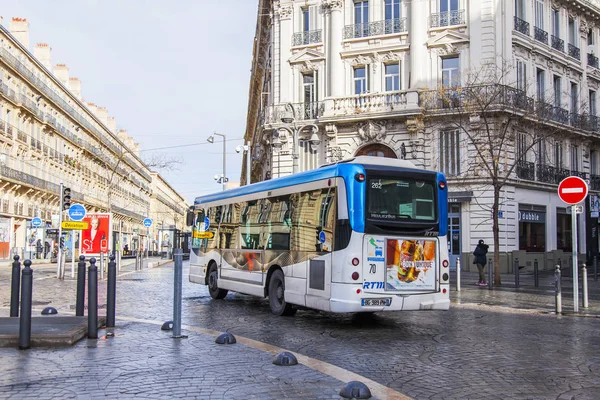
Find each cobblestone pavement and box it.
[1,261,600,399]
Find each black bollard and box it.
[534,259,539,288]
[594,255,598,282]
[488,258,493,290]
[76,255,86,317]
[88,257,98,339]
[18,260,33,350]
[514,256,520,289]
[555,265,562,314]
[106,253,117,328]
[10,255,21,317]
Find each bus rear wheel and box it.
[208,263,228,300]
[268,269,296,316]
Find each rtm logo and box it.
[363,281,384,289]
[424,231,439,237]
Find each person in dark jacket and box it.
[473,239,489,286]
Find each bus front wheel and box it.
[208,263,228,300]
[268,269,296,316]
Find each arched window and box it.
[355,143,397,158]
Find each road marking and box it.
[561,188,584,193]
[116,315,412,400]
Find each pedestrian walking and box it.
[473,239,489,286]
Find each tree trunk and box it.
[493,185,501,285]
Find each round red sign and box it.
[558,176,589,205]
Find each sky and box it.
[1,0,259,203]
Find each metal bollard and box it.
[456,258,461,292]
[582,264,589,309]
[10,255,21,317]
[18,260,33,350]
[172,249,185,338]
[514,257,520,289]
[106,253,117,328]
[534,259,539,288]
[488,258,493,290]
[555,265,562,314]
[76,255,86,317]
[88,258,98,339]
[594,255,598,282]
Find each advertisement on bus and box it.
[386,239,436,290]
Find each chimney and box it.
[53,64,69,87]
[107,116,117,133]
[9,17,29,49]
[33,43,52,70]
[96,106,108,126]
[68,77,82,99]
[86,102,98,116]
[117,129,129,141]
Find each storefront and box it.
[518,204,546,252]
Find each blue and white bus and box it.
[188,156,450,315]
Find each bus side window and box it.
[264,196,291,251]
[318,189,336,252]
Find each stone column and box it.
[409,0,429,88]
[278,4,294,103]
[327,0,344,97]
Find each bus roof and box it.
[194,156,424,206]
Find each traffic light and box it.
[59,236,65,250]
[62,187,71,210]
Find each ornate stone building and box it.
[0,18,187,261]
[244,0,600,272]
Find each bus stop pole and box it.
[572,205,579,313]
[456,258,461,292]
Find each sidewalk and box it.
[451,268,600,317]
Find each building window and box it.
[385,0,401,20]
[515,0,526,19]
[384,63,400,91]
[441,56,459,87]
[589,28,594,47]
[516,60,527,92]
[519,204,546,252]
[536,68,545,101]
[570,82,578,114]
[552,8,560,37]
[353,66,368,94]
[591,150,598,176]
[568,17,577,45]
[439,129,460,176]
[590,90,597,116]
[534,0,544,29]
[555,141,563,168]
[355,1,369,37]
[571,144,579,171]
[302,72,316,104]
[553,75,561,107]
[537,139,546,166]
[440,0,458,13]
[517,131,527,161]
[302,7,310,31]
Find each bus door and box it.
[306,189,335,308]
[220,202,264,286]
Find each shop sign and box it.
[518,211,545,223]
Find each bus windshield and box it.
[367,177,436,222]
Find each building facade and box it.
[244,0,600,272]
[0,18,187,261]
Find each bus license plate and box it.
[361,298,391,307]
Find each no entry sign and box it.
[558,176,589,205]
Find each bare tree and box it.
[421,59,589,284]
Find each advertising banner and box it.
[80,213,112,255]
[386,239,436,290]
[0,217,10,259]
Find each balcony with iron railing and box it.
[535,101,570,125]
[534,26,548,44]
[551,35,564,52]
[262,102,324,125]
[420,85,534,113]
[568,43,581,60]
[514,16,530,36]
[516,160,535,180]
[429,10,465,28]
[589,53,599,68]
[343,18,407,39]
[292,30,322,46]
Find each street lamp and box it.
[277,121,320,174]
[207,132,227,191]
[235,142,252,186]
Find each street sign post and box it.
[61,221,89,230]
[558,176,589,313]
[31,217,42,227]
[143,218,153,227]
